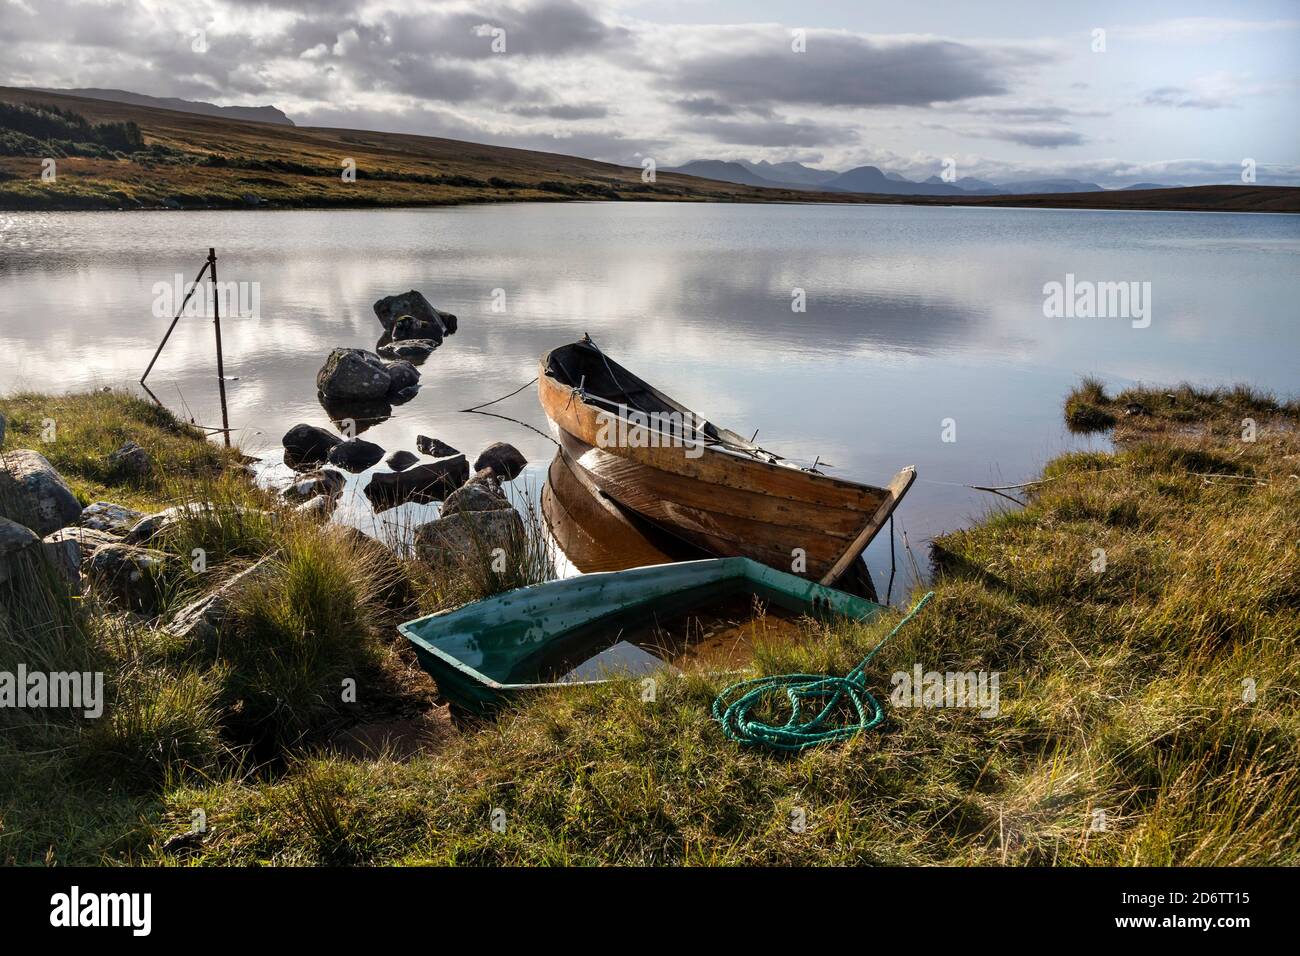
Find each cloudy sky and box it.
[2,0,1297,185]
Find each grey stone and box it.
[0,449,82,536]
[167,555,275,651]
[364,455,468,511]
[414,508,525,575]
[416,436,459,458]
[86,543,174,615]
[0,515,40,584]
[79,501,144,535]
[441,480,511,518]
[377,338,437,363]
[372,290,456,337]
[326,438,385,473]
[385,450,419,472]
[108,440,151,477]
[282,469,346,502]
[473,442,528,482]
[316,348,392,401]
[384,360,420,395]
[282,423,342,468]
[46,526,118,567]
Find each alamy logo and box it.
[890,666,1000,717]
[151,273,261,320]
[1042,273,1151,328]
[595,407,706,459]
[0,666,103,718]
[50,886,151,936]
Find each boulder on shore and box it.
[79,501,145,535]
[282,469,346,502]
[364,455,468,511]
[108,440,151,477]
[316,348,392,401]
[282,423,342,468]
[414,508,525,575]
[441,478,511,518]
[167,555,275,651]
[86,543,174,615]
[326,437,385,473]
[0,515,41,585]
[46,525,119,567]
[0,449,83,536]
[474,442,528,482]
[373,290,457,338]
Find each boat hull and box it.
[537,346,914,584]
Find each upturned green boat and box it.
[399,557,883,715]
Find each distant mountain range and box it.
[666,159,1176,195]
[33,87,295,126]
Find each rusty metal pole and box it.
[208,248,231,448]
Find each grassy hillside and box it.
[1,87,1296,213]
[1,380,1296,865]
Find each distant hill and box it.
[1119,182,1177,191]
[0,86,1293,213]
[666,160,787,188]
[34,87,295,126]
[826,165,964,195]
[738,159,839,187]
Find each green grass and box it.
[1,383,1297,865]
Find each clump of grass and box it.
[1064,376,1117,432]
[216,523,387,751]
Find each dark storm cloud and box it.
[671,33,1043,110]
[510,103,610,119]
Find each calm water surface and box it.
[2,203,1297,599]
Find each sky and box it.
[2,0,1297,185]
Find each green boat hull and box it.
[399,557,883,714]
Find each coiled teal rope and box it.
[712,591,935,752]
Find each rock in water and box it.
[416,436,459,458]
[0,515,40,584]
[384,360,420,395]
[474,442,528,481]
[283,423,342,467]
[326,438,385,473]
[316,348,392,401]
[86,543,174,615]
[385,450,419,472]
[108,440,151,477]
[0,449,82,536]
[441,479,511,518]
[391,315,446,342]
[80,501,145,535]
[414,509,525,575]
[316,394,392,435]
[364,456,468,511]
[377,337,438,363]
[372,290,456,337]
[282,469,346,502]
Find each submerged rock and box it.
[364,455,468,511]
[80,501,145,535]
[416,436,459,458]
[414,509,525,575]
[0,449,82,536]
[474,442,528,482]
[317,348,392,401]
[86,543,174,615]
[326,437,385,473]
[385,450,419,472]
[377,337,438,363]
[283,423,342,468]
[373,290,456,338]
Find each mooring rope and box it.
[712,591,935,752]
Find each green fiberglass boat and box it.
[399,557,884,715]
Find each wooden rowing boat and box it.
[537,338,915,587]
[398,557,882,714]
